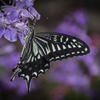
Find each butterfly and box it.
[10,16,90,93]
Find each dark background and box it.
[0,0,100,100]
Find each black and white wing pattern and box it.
[35,32,90,62]
[11,32,90,93]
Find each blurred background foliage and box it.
[0,0,100,100]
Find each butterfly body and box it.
[11,18,90,93]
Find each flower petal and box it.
[25,0,34,7]
[0,12,3,17]
[7,10,19,21]
[0,27,5,38]
[0,17,10,26]
[16,0,25,9]
[28,6,41,20]
[18,34,24,44]
[4,29,17,42]
[15,22,28,34]
[1,5,16,13]
[20,9,34,19]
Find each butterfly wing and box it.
[35,32,90,62]
[11,32,90,93]
[11,34,50,93]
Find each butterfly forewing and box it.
[35,32,90,62]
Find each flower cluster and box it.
[0,0,40,44]
[0,0,41,95]
[48,9,99,92]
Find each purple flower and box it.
[4,27,17,42]
[73,9,87,25]
[0,0,41,95]
[0,27,5,38]
[0,0,40,44]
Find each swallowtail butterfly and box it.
[10,16,90,93]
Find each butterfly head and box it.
[28,26,34,35]
[28,15,38,35]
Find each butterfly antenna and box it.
[37,17,50,25]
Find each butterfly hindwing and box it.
[16,36,50,92]
[35,32,90,62]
